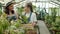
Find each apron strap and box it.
[24,12,32,22]
[28,12,32,22]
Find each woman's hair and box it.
[26,2,33,12]
[4,2,14,15]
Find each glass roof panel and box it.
[0,0,60,8]
[30,0,49,1]
[51,0,60,5]
[37,0,49,1]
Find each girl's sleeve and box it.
[30,13,37,23]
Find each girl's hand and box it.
[32,22,36,27]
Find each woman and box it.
[23,2,37,26]
[4,2,18,21]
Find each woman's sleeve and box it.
[30,13,37,23]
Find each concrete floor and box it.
[38,20,50,34]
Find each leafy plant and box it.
[17,7,24,16]
[0,9,2,16]
[17,7,28,24]
[0,3,3,9]
[51,8,57,22]
[45,8,57,29]
[49,19,60,30]
[14,19,22,28]
[21,15,28,24]
[0,13,10,34]
[45,8,60,34]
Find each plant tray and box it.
[26,29,37,34]
[21,24,34,29]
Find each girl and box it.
[23,2,37,26]
[4,2,18,21]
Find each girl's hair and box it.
[4,2,14,15]
[26,2,33,12]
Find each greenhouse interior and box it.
[0,0,60,34]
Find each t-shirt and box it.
[22,12,37,23]
[7,11,17,21]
